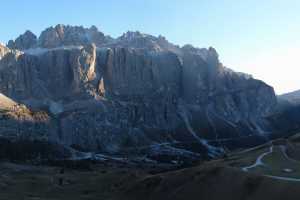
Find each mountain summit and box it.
[0,25,281,161]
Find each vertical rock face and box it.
[102,48,182,98]
[0,44,99,101]
[181,46,220,103]
[0,25,279,158]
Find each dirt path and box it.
[242,146,273,171]
[241,145,300,182]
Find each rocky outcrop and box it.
[38,24,112,48]
[111,31,180,53]
[7,31,37,50]
[0,25,279,160]
[0,43,10,60]
[0,93,17,110]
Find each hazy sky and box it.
[1,0,299,94]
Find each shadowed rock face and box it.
[0,25,278,159]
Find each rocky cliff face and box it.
[7,25,113,50]
[0,25,278,160]
[0,43,11,59]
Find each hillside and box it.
[1,134,300,200]
[279,90,300,105]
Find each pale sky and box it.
[1,0,299,94]
[223,42,300,95]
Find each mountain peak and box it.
[6,25,111,50]
[38,24,109,48]
[7,30,37,50]
[5,25,212,57]
[120,31,149,40]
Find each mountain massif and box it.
[0,25,296,162]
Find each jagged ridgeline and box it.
[0,24,281,161]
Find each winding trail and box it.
[242,146,273,172]
[241,145,300,182]
[266,175,300,182]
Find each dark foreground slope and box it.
[1,133,300,200]
[0,155,300,200]
[122,133,300,200]
[123,164,300,200]
[1,134,300,200]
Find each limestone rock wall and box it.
[0,25,279,158]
